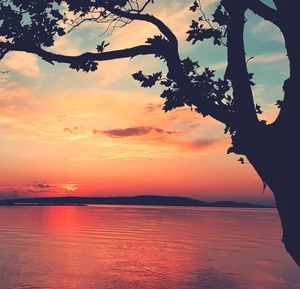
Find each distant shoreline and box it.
[0,195,274,208]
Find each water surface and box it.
[0,206,299,289]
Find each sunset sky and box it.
[0,0,287,205]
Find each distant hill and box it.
[0,195,273,208]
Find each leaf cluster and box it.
[132,57,233,115]
[0,0,66,52]
[69,59,98,72]
[66,0,127,16]
[186,1,229,46]
[132,71,162,88]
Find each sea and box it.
[0,205,299,289]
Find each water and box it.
[0,206,299,289]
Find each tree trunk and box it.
[240,126,300,267]
[272,182,300,267]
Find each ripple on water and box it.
[0,206,299,289]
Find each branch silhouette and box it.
[247,0,280,26]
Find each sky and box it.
[0,0,288,205]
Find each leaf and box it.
[255,104,262,114]
[132,71,162,88]
[212,4,229,26]
[227,146,235,154]
[262,182,267,194]
[275,100,283,109]
[238,157,244,164]
[248,73,256,86]
[189,1,199,12]
[56,27,66,36]
[96,41,110,53]
[69,60,98,72]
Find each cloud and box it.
[145,103,163,113]
[57,114,68,122]
[91,125,225,156]
[32,183,52,189]
[0,82,33,100]
[63,127,74,133]
[191,138,218,148]
[0,182,79,199]
[2,52,40,78]
[93,126,182,138]
[51,36,82,55]
[170,137,226,153]
[250,20,284,43]
[0,187,22,199]
[0,183,52,198]
[62,126,91,141]
[28,182,78,194]
[211,52,288,71]
[0,124,13,129]
[57,183,78,192]
[27,182,53,194]
[248,53,287,64]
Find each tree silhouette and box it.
[1,0,299,266]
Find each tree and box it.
[0,0,299,266]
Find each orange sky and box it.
[0,0,288,205]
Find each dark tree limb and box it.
[13,43,158,65]
[163,47,234,126]
[23,41,233,126]
[247,0,280,27]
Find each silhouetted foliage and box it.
[1,0,300,267]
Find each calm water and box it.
[0,206,299,289]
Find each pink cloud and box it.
[145,103,163,113]
[93,126,182,138]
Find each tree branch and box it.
[4,1,233,127]
[136,0,153,14]
[247,0,280,27]
[162,47,234,126]
[12,44,158,65]
[20,42,232,125]
[103,5,178,45]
